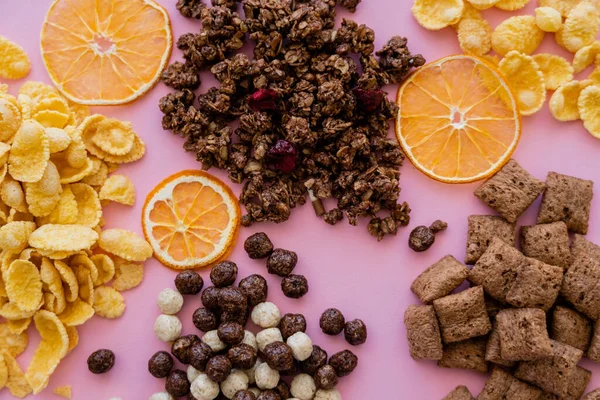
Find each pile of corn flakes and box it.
[0,81,152,397]
[412,0,600,138]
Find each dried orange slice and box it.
[40,0,172,105]
[396,55,521,183]
[142,171,240,270]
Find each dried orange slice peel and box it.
[40,0,172,105]
[142,171,241,270]
[396,55,521,184]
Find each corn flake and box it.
[65,326,78,354]
[25,161,62,217]
[0,221,36,253]
[113,263,144,292]
[99,175,136,206]
[71,254,99,283]
[70,183,102,227]
[573,41,600,73]
[535,6,563,32]
[53,260,78,303]
[492,16,545,56]
[98,229,153,262]
[452,2,483,29]
[8,318,31,335]
[0,353,7,390]
[74,266,94,305]
[466,0,499,10]
[0,322,28,357]
[54,385,72,399]
[0,142,11,167]
[539,0,584,17]
[43,292,57,313]
[549,80,592,121]
[3,350,32,398]
[8,120,50,183]
[579,85,600,138]
[37,185,78,225]
[495,0,530,11]
[0,99,21,142]
[457,18,492,56]
[45,127,72,154]
[92,118,135,156]
[52,152,94,185]
[412,0,465,30]
[40,258,66,314]
[93,286,125,318]
[532,54,574,91]
[34,109,70,129]
[18,82,58,104]
[57,297,94,326]
[0,35,31,80]
[5,260,43,312]
[82,159,108,187]
[560,2,600,52]
[499,51,546,116]
[29,224,98,252]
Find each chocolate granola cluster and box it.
[160,0,425,239]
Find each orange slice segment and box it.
[40,0,172,105]
[142,171,240,270]
[396,55,521,183]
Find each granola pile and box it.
[159,0,425,240]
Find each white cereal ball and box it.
[202,330,227,352]
[314,389,342,400]
[255,362,280,390]
[251,302,281,328]
[187,365,202,383]
[256,328,283,352]
[157,288,184,315]
[221,369,249,398]
[149,392,174,400]
[243,358,261,385]
[154,314,182,342]
[286,332,313,361]
[242,330,258,351]
[290,374,317,400]
[191,373,220,400]
[248,387,262,396]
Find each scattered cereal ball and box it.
[193,307,219,332]
[314,389,342,400]
[279,314,307,340]
[206,355,233,383]
[87,349,115,374]
[251,302,281,328]
[257,391,280,400]
[190,373,220,400]
[290,374,317,400]
[175,270,204,295]
[189,341,214,371]
[320,309,345,336]
[154,314,182,342]
[411,0,464,30]
[202,329,227,352]
[157,288,184,315]
[281,275,309,299]
[228,343,258,370]
[211,260,238,287]
[244,232,274,259]
[219,287,249,314]
[202,286,222,310]
[165,369,191,397]
[172,334,201,364]
[300,345,328,375]
[492,15,544,56]
[457,19,492,56]
[243,359,261,385]
[256,328,284,352]
[274,380,291,399]
[535,7,562,32]
[242,330,258,351]
[149,392,174,400]
[187,365,202,383]
[218,322,245,345]
[221,369,250,398]
[286,332,313,362]
[329,350,358,377]
[266,249,298,277]
[239,274,269,307]
[148,351,174,378]
[314,365,338,390]
[344,319,368,346]
[248,387,262,396]
[233,390,257,400]
[263,341,295,372]
[255,362,280,390]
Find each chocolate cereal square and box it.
[442,386,475,400]
[433,286,491,343]
[550,306,592,352]
[561,251,600,320]
[496,308,552,361]
[485,323,516,368]
[478,367,541,400]
[520,222,572,269]
[474,159,546,223]
[411,255,469,304]
[586,320,600,362]
[437,337,488,373]
[584,389,600,400]
[566,366,592,399]
[571,234,600,266]
[505,258,563,311]
[515,340,584,397]
[537,172,593,234]
[465,215,516,265]
[403,305,443,360]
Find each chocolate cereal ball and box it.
[281,274,309,299]
[218,322,245,345]
[239,274,268,307]
[227,343,257,369]
[201,286,221,310]
[263,341,295,372]
[206,355,232,383]
[314,365,338,390]
[211,261,238,287]
[244,232,274,259]
[175,270,204,295]
[279,313,307,340]
[233,390,257,400]
[165,369,190,397]
[344,319,368,345]
[193,307,219,332]
[87,349,115,374]
[256,390,281,400]
[189,341,213,371]
[300,345,328,375]
[266,249,297,277]
[218,287,248,314]
[172,334,200,364]
[329,350,358,377]
[148,351,173,378]
[320,309,345,335]
[274,380,291,399]
[221,308,249,326]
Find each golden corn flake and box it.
[99,175,136,206]
[65,325,78,354]
[573,41,600,73]
[93,118,135,156]
[495,0,530,11]
[36,249,75,260]
[5,260,43,313]
[0,221,36,253]
[412,0,465,30]
[70,183,102,227]
[492,16,545,56]
[532,54,574,91]
[25,161,62,218]
[105,162,119,174]
[113,263,144,292]
[40,258,66,314]
[38,185,78,225]
[8,120,50,183]
[57,297,94,327]
[74,266,94,305]
[465,0,499,10]
[0,98,21,142]
[539,0,584,17]
[82,159,108,187]
[34,109,70,129]
[98,229,153,262]
[16,94,32,120]
[53,260,78,303]
[34,96,69,115]
[452,2,483,29]
[29,224,98,252]
[18,82,58,104]
[8,318,31,335]
[499,51,546,116]
[590,66,600,83]
[3,350,32,398]
[54,385,72,399]
[0,301,36,321]
[457,18,492,56]
[43,292,57,313]
[0,353,7,390]
[71,254,99,283]
[0,323,28,357]
[549,80,592,121]
[93,286,125,318]
[64,139,88,169]
[579,85,600,138]
[52,152,94,185]
[25,310,69,394]
[560,2,600,53]
[535,6,563,32]
[0,35,31,80]
[90,254,115,286]
[45,127,72,154]
[0,142,10,167]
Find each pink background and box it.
[2,1,600,399]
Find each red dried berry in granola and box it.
[353,87,385,113]
[248,88,279,112]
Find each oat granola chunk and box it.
[411,255,469,304]
[437,337,488,373]
[442,385,474,400]
[550,306,592,352]
[537,172,593,234]
[403,305,443,360]
[496,308,552,361]
[520,222,571,269]
[465,215,515,265]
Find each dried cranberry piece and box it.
[353,88,385,113]
[268,140,297,173]
[248,89,279,112]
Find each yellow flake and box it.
[492,16,545,56]
[559,2,600,52]
[28,224,98,252]
[499,51,546,116]
[5,260,43,313]
[532,54,574,90]
[99,175,136,206]
[0,35,31,80]
[412,0,465,30]
[579,85,600,138]
[93,286,125,318]
[113,263,144,291]
[98,229,153,262]
[535,6,563,32]
[457,18,492,56]
[0,221,36,253]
